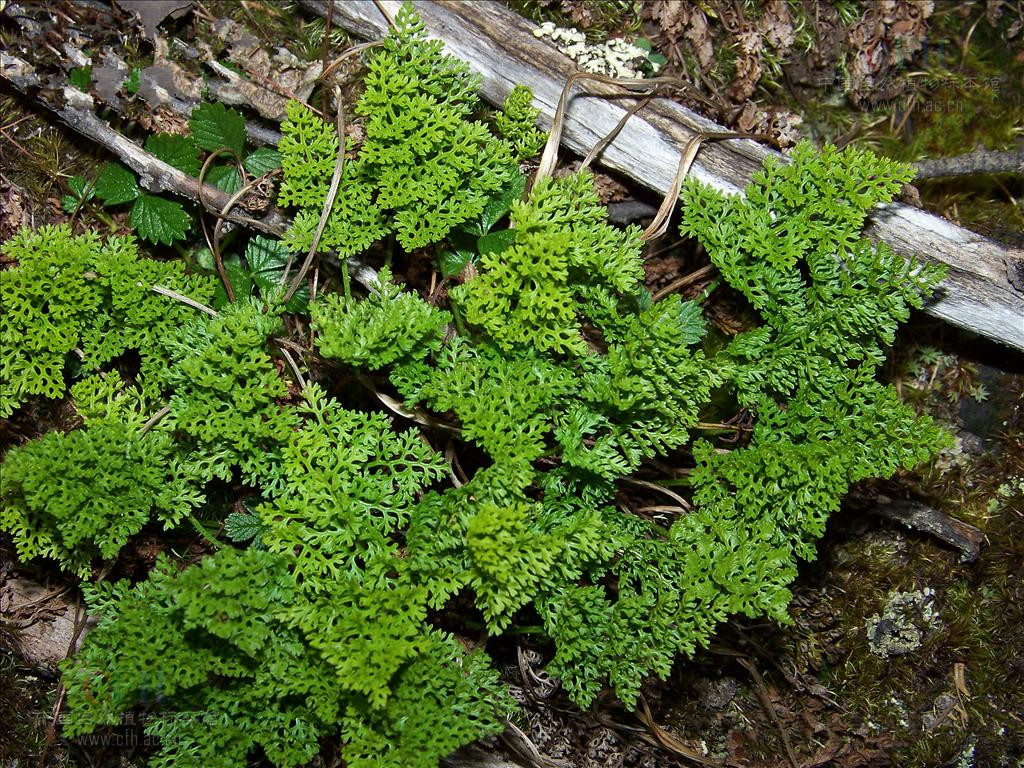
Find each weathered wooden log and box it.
[311,0,1024,352]
[869,497,985,563]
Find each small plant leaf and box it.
[675,299,708,345]
[477,171,526,234]
[122,68,141,94]
[206,165,243,195]
[69,65,91,90]
[189,101,247,156]
[62,176,95,213]
[218,255,253,307]
[243,147,282,175]
[94,163,140,206]
[224,510,266,545]
[440,229,478,278]
[145,133,201,176]
[476,228,517,256]
[130,194,191,245]
[439,249,473,279]
[246,235,308,311]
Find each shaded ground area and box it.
[1,1,1022,767]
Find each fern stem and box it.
[278,346,307,390]
[186,513,222,550]
[197,147,247,304]
[284,87,346,305]
[151,284,218,317]
[652,264,716,302]
[341,256,352,301]
[139,405,171,434]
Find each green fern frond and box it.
[313,266,451,369]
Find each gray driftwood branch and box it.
[311,0,1024,353]
[914,144,1024,180]
[1,53,290,237]
[870,496,985,563]
[0,52,379,290]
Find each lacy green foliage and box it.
[0,418,198,576]
[278,5,517,257]
[396,174,714,486]
[164,300,298,483]
[679,141,942,399]
[394,338,576,463]
[64,388,509,768]
[256,384,448,585]
[311,267,451,370]
[0,225,215,416]
[451,171,645,354]
[14,13,952,765]
[493,84,546,160]
[376,148,944,709]
[407,474,613,632]
[63,549,338,768]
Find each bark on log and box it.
[311,0,1024,352]
[870,497,985,563]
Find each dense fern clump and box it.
[164,299,298,483]
[63,387,510,768]
[0,417,198,577]
[280,4,518,256]
[1,6,953,767]
[493,84,547,160]
[0,225,214,416]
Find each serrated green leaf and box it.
[69,66,91,90]
[675,299,708,345]
[94,164,140,206]
[130,194,191,245]
[122,68,141,94]
[245,235,290,278]
[62,176,95,213]
[189,102,247,156]
[477,171,526,234]
[439,249,473,279]
[206,165,243,195]
[477,228,516,256]
[146,133,201,175]
[223,510,265,545]
[243,147,282,175]
[246,235,308,311]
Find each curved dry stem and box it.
[369,385,461,434]
[579,95,652,171]
[651,263,717,302]
[151,284,219,317]
[139,405,172,435]
[372,0,398,30]
[534,72,717,187]
[197,147,247,303]
[320,40,386,83]
[210,169,285,302]
[641,130,773,243]
[620,476,691,510]
[640,132,706,243]
[278,345,307,390]
[283,86,346,305]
